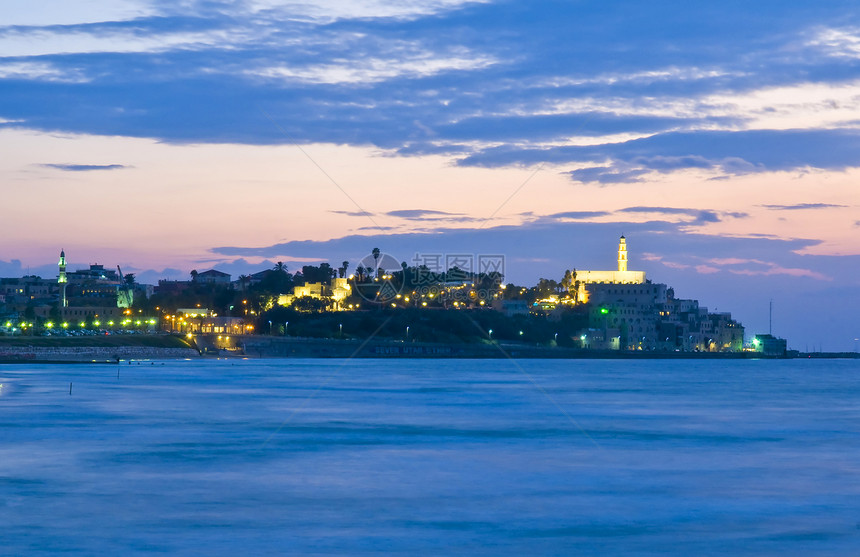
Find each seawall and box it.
[231,335,769,359]
[0,345,200,363]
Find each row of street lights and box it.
[3,318,156,331]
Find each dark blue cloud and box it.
[2,0,860,180]
[331,210,375,217]
[545,211,612,220]
[381,209,480,223]
[618,206,725,226]
[386,209,461,218]
[436,112,713,142]
[761,203,848,210]
[464,129,860,180]
[40,163,128,171]
[569,166,648,184]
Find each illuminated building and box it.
[564,236,745,351]
[58,249,67,308]
[569,235,646,303]
[278,277,352,310]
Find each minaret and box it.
[617,235,628,272]
[58,249,68,308]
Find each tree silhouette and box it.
[372,247,380,277]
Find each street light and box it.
[406,326,410,340]
[339,323,343,338]
[488,329,493,340]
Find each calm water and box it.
[2,358,859,555]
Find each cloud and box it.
[806,27,860,59]
[437,112,699,143]
[695,265,719,274]
[617,206,723,226]
[704,257,831,281]
[728,266,831,281]
[385,209,480,222]
[466,129,860,182]
[357,225,398,231]
[539,66,741,88]
[545,211,612,220]
[208,219,825,274]
[248,50,497,85]
[0,27,249,58]
[330,210,376,217]
[386,209,461,218]
[1,0,155,26]
[245,0,489,22]
[40,163,128,171]
[0,61,88,83]
[761,203,848,210]
[570,166,648,184]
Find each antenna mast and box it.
[769,299,773,335]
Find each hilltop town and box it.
[0,237,783,355]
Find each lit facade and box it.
[570,236,646,303]
[278,277,352,309]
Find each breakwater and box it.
[229,335,767,359]
[0,345,199,363]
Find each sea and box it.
[1,357,859,556]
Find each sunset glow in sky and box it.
[2,0,859,349]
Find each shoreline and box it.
[1,334,856,362]
[2,336,854,363]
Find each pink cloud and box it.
[664,261,691,270]
[695,264,720,274]
[728,266,831,281]
[707,257,766,265]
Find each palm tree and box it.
[372,247,380,277]
[273,261,288,274]
[190,269,198,282]
[238,274,250,292]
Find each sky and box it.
[1,0,859,350]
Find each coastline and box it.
[2,334,856,363]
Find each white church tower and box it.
[617,235,628,272]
